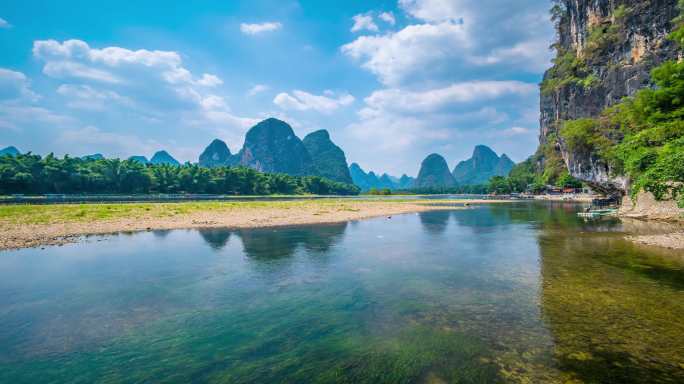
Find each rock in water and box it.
[237,118,314,176]
[0,146,21,157]
[452,145,514,185]
[199,139,236,168]
[150,150,180,166]
[303,129,353,184]
[415,154,455,188]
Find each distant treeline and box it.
[0,154,360,195]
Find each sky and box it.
[0,0,554,176]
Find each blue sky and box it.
[0,0,554,175]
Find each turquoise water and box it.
[0,202,683,383]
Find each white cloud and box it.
[196,74,223,87]
[351,14,378,33]
[468,38,552,72]
[363,81,535,114]
[343,0,553,86]
[379,12,396,25]
[274,90,354,113]
[57,84,132,110]
[399,0,465,23]
[501,126,533,136]
[240,22,282,35]
[0,17,11,29]
[33,39,223,88]
[342,22,467,86]
[57,125,158,157]
[0,104,75,131]
[0,68,39,101]
[28,38,263,154]
[247,84,269,96]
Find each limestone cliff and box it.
[540,0,679,194]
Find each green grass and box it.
[0,199,475,226]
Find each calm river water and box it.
[0,202,682,383]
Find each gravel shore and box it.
[0,200,502,251]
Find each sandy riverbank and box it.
[0,199,506,251]
[617,192,684,249]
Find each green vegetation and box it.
[367,187,393,195]
[540,50,592,96]
[0,153,360,196]
[559,45,684,203]
[0,200,383,225]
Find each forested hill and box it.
[0,154,360,195]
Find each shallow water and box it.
[0,202,682,383]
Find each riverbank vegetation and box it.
[0,154,360,196]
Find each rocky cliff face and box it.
[452,145,514,185]
[415,153,455,188]
[237,118,315,176]
[540,0,679,193]
[302,129,353,184]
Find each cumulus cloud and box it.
[351,14,378,33]
[57,84,132,110]
[240,22,282,35]
[33,39,224,88]
[501,126,533,136]
[343,0,553,86]
[338,0,551,173]
[342,22,468,86]
[32,39,255,129]
[247,84,269,96]
[0,68,39,101]
[363,81,536,114]
[274,90,354,113]
[379,12,396,25]
[0,17,11,29]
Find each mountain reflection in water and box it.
[0,202,682,383]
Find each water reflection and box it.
[236,222,348,260]
[418,210,451,235]
[0,203,683,383]
[197,228,232,250]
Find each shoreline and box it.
[0,199,507,251]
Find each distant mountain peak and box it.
[414,153,455,188]
[150,150,180,166]
[82,153,104,161]
[199,138,235,168]
[0,146,21,157]
[128,155,149,164]
[238,118,314,176]
[453,145,515,185]
[307,129,330,140]
[303,129,352,184]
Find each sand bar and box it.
[0,199,506,251]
